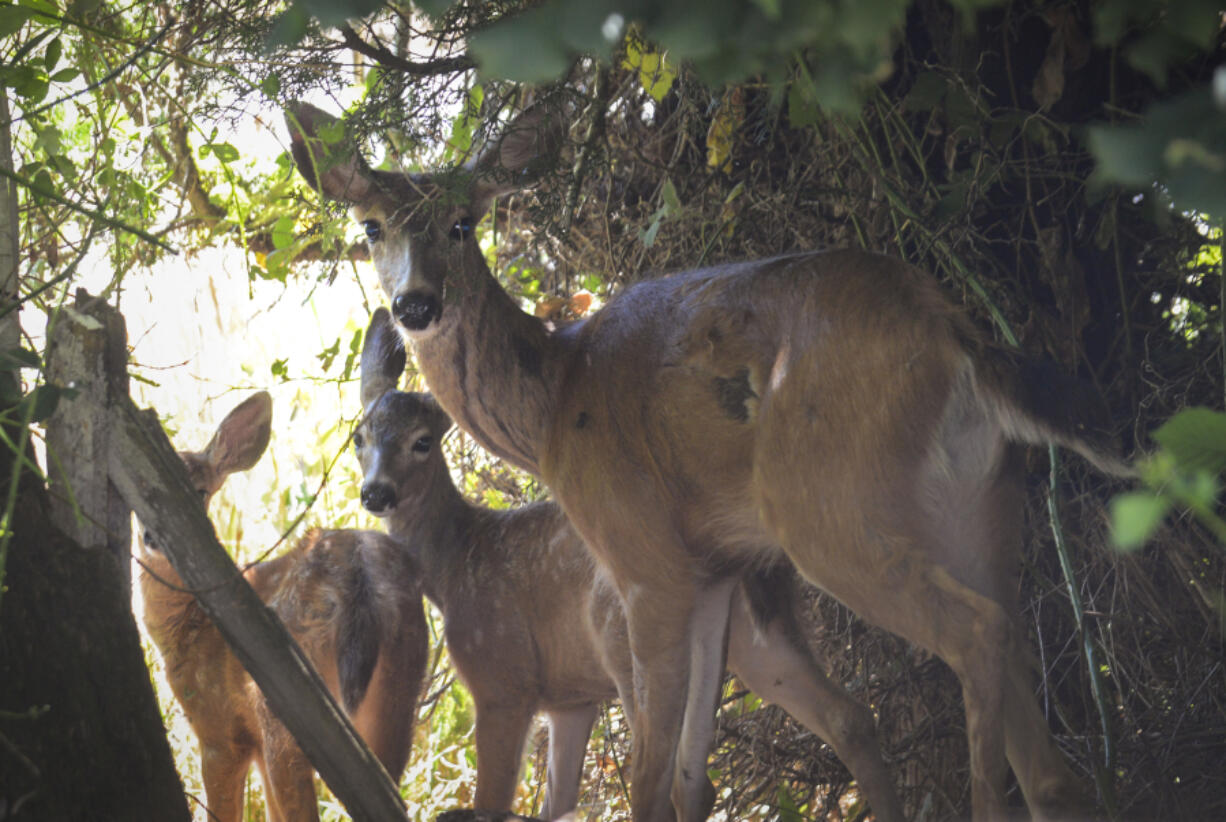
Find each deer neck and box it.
[383,463,478,604]
[411,264,567,477]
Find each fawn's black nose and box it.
[392,291,441,331]
[361,482,397,514]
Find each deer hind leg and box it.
[257,717,320,822]
[1003,655,1091,821]
[472,701,535,812]
[349,632,427,783]
[671,578,737,822]
[542,704,599,820]
[761,517,1016,818]
[725,587,905,822]
[197,743,251,822]
[617,574,700,822]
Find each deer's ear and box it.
[469,100,567,215]
[204,392,272,477]
[360,307,406,411]
[421,393,454,436]
[285,102,376,204]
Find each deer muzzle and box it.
[392,291,441,331]
[360,481,397,515]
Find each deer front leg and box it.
[473,701,535,813]
[725,589,905,822]
[542,704,599,820]
[672,578,737,822]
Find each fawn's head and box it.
[141,392,272,553]
[355,307,454,517]
[286,101,562,338]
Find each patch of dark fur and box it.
[512,333,542,379]
[740,563,795,636]
[337,554,381,713]
[576,410,589,429]
[713,368,757,423]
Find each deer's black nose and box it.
[361,482,397,514]
[392,292,441,331]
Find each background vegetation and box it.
[1,0,1224,819]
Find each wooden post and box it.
[106,390,408,822]
[44,290,132,583]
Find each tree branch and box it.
[340,25,475,76]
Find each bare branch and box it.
[339,25,475,77]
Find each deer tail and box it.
[336,551,382,714]
[972,346,1135,478]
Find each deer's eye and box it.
[411,435,433,454]
[449,216,473,241]
[197,488,209,500]
[362,220,382,242]
[353,432,365,449]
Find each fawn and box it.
[137,391,428,822]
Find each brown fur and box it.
[138,392,428,822]
[290,102,1129,822]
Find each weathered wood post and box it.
[44,289,132,584]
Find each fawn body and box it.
[138,392,428,822]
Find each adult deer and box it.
[355,306,903,820]
[138,391,428,822]
[289,102,1129,821]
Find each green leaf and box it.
[201,142,241,163]
[469,5,576,83]
[260,74,281,98]
[903,70,948,112]
[0,5,35,39]
[0,347,41,371]
[1152,407,1226,474]
[661,177,681,214]
[43,36,61,71]
[20,383,76,423]
[271,215,296,250]
[787,79,821,128]
[49,67,78,83]
[270,358,290,382]
[413,0,455,17]
[1111,491,1172,551]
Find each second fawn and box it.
[137,391,428,822]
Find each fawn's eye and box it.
[362,220,382,242]
[352,432,365,449]
[411,435,433,454]
[197,488,209,500]
[449,216,473,241]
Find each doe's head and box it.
[285,100,564,337]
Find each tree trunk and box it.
[0,85,190,822]
[0,463,191,820]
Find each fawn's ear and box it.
[468,99,567,217]
[285,101,377,204]
[203,391,273,477]
[420,392,454,436]
[360,307,406,411]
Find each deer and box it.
[137,391,429,822]
[287,101,1132,822]
[355,306,905,821]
